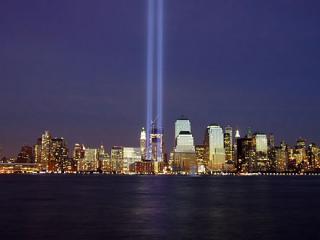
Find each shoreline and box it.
[1,172,320,176]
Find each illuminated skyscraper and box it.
[175,116,195,153]
[34,138,42,163]
[255,134,268,153]
[83,148,98,172]
[236,136,255,172]
[140,127,146,160]
[173,132,196,174]
[268,134,275,149]
[175,117,192,140]
[275,141,288,172]
[224,126,233,162]
[74,144,85,160]
[204,124,226,171]
[40,130,51,171]
[235,129,240,139]
[74,143,85,172]
[307,143,320,170]
[150,124,164,162]
[175,132,195,153]
[268,134,276,171]
[123,147,141,173]
[50,138,68,172]
[254,133,269,171]
[111,146,124,173]
[195,145,205,173]
[173,117,196,174]
[294,138,308,170]
[233,129,241,163]
[98,145,110,172]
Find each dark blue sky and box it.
[1,0,320,156]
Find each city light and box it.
[0,121,320,175]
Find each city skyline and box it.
[1,0,320,157]
[2,116,320,174]
[1,118,319,159]
[2,2,320,239]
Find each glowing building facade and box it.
[175,117,192,140]
[49,138,68,172]
[111,146,124,173]
[224,126,233,163]
[255,134,268,153]
[150,124,164,162]
[79,148,98,172]
[123,147,141,173]
[40,130,51,171]
[140,127,146,161]
[204,124,226,171]
[173,117,196,173]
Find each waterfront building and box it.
[287,147,297,171]
[34,138,42,163]
[111,146,124,173]
[236,136,256,172]
[307,143,320,170]
[254,133,269,171]
[0,163,39,174]
[98,145,110,172]
[233,129,241,163]
[255,134,268,153]
[204,124,226,172]
[49,138,68,172]
[224,126,233,163]
[40,130,51,171]
[195,145,205,173]
[275,141,288,172]
[123,147,141,173]
[150,124,164,162]
[294,138,308,166]
[268,134,276,171]
[78,148,98,172]
[74,143,85,172]
[173,117,196,174]
[140,127,146,161]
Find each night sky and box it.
[1,0,320,156]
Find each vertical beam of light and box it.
[156,0,164,160]
[146,0,155,160]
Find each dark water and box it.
[0,175,319,240]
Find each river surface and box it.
[0,175,319,240]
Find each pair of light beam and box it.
[146,0,164,160]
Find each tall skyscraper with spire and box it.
[140,127,146,160]
[150,123,164,162]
